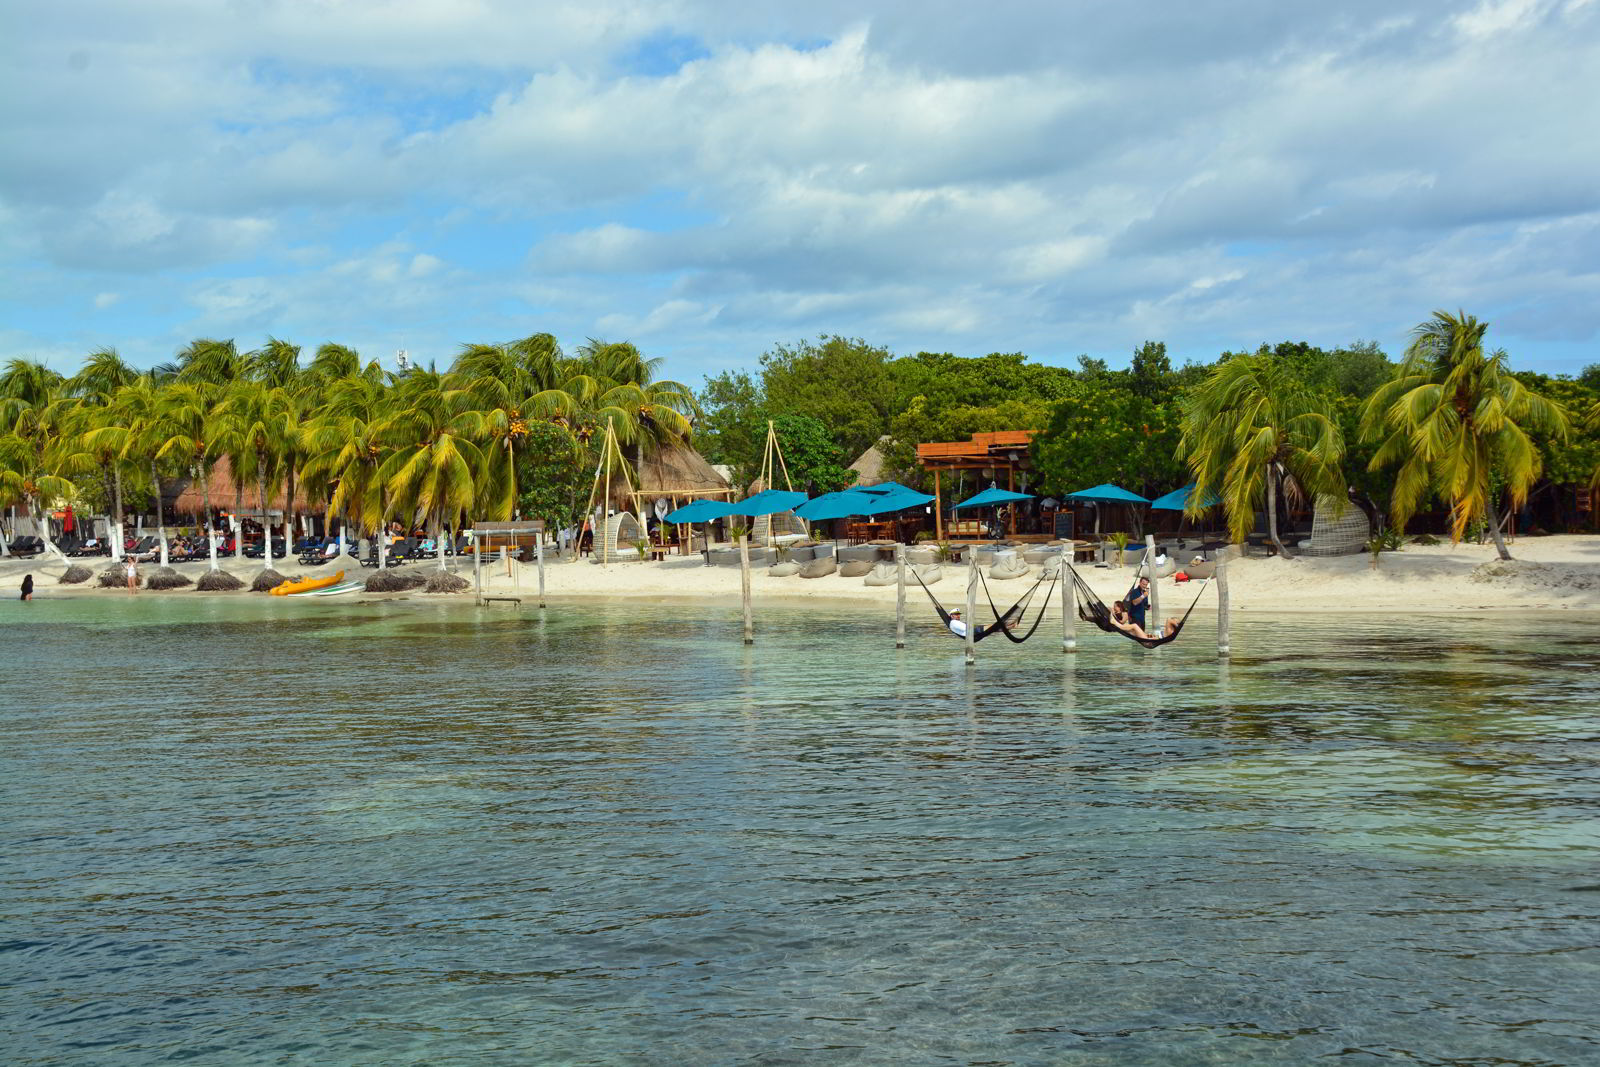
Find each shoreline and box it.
[3,534,1598,616]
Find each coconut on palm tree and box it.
[1361,310,1568,560]
[1177,351,1346,556]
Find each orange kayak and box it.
[271,570,345,596]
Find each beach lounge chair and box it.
[6,536,44,557]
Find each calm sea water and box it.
[2,593,1597,1066]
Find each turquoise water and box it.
[2,596,1598,1065]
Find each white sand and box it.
[7,535,1598,615]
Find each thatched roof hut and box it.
[606,441,731,512]
[848,436,890,486]
[170,457,326,518]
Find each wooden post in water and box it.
[1216,554,1231,657]
[895,544,907,649]
[739,532,754,645]
[1144,533,1162,632]
[471,534,483,605]
[1062,554,1076,652]
[536,530,546,608]
[964,549,977,666]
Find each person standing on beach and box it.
[125,557,138,594]
[20,574,32,601]
[1125,576,1149,632]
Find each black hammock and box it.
[1065,562,1207,648]
[913,565,1059,644]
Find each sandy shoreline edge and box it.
[3,535,1598,616]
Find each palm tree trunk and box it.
[1487,498,1514,562]
[282,464,296,567]
[201,466,218,571]
[112,466,125,561]
[151,461,169,567]
[257,462,271,570]
[1267,465,1292,558]
[434,512,446,571]
[30,495,68,562]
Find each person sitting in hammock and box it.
[1110,600,1179,641]
[945,608,1017,641]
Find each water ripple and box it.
[2,598,1597,1065]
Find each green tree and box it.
[695,369,768,488]
[1034,381,1182,501]
[515,420,586,530]
[1178,352,1346,555]
[1362,310,1567,558]
[771,414,854,495]
[761,336,894,460]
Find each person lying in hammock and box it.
[945,608,1017,641]
[1110,600,1180,641]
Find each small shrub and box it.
[59,565,92,584]
[1410,533,1441,546]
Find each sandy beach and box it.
[4,535,1599,615]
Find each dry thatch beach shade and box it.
[250,569,287,592]
[145,566,193,590]
[58,565,92,584]
[365,570,426,593]
[424,572,470,594]
[196,570,245,591]
[97,568,133,588]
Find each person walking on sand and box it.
[125,556,138,594]
[20,574,32,601]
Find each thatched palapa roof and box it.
[848,436,890,486]
[170,456,326,517]
[608,442,731,510]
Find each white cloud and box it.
[2,0,1598,378]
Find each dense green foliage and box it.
[4,315,1596,559]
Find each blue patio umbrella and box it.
[794,490,873,522]
[662,498,736,524]
[726,489,809,517]
[1149,483,1222,511]
[852,483,935,514]
[952,487,1035,510]
[1064,483,1150,505]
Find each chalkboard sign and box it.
[1053,511,1074,539]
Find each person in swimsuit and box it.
[1110,600,1178,640]
[20,574,33,601]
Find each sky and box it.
[3,0,1598,385]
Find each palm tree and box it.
[151,383,226,570]
[66,348,140,555]
[1177,352,1346,556]
[215,383,294,572]
[176,338,247,385]
[374,370,481,570]
[251,339,308,557]
[1361,310,1568,560]
[0,360,74,561]
[301,368,391,565]
[84,377,174,565]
